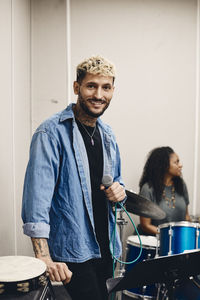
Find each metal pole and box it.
[115,210,128,300]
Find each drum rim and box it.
[158,221,198,229]
[127,235,157,249]
[0,256,47,282]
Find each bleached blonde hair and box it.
[76,55,116,83]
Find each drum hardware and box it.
[17,282,30,293]
[0,284,5,295]
[155,233,160,258]
[190,215,200,223]
[147,254,151,260]
[155,283,166,300]
[168,226,173,255]
[17,284,29,293]
[196,226,199,249]
[39,275,48,286]
[123,288,155,299]
[39,279,56,300]
[173,276,200,300]
[116,210,128,278]
[193,276,200,288]
[17,282,29,287]
[106,249,200,300]
[114,210,128,300]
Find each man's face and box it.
[74,73,114,118]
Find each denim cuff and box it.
[23,222,50,238]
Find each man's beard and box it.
[78,93,110,118]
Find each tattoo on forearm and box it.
[31,238,49,258]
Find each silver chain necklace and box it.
[79,122,96,146]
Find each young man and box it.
[22,55,126,300]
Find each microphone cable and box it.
[109,201,143,300]
[101,176,143,298]
[110,201,142,265]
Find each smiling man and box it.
[22,55,126,300]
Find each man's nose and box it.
[94,87,104,99]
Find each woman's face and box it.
[168,152,182,177]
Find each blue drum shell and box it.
[124,235,157,298]
[159,221,199,256]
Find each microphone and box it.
[102,175,113,188]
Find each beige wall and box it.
[0,0,200,256]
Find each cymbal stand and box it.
[163,280,177,300]
[160,274,182,300]
[115,210,128,300]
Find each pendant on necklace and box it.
[91,138,94,146]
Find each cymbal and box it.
[125,190,166,220]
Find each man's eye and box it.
[104,85,111,90]
[87,84,95,89]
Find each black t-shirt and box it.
[76,120,110,259]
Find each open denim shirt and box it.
[22,103,125,262]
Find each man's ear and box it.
[73,81,80,95]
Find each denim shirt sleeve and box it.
[22,130,60,238]
[113,143,124,185]
[107,134,127,205]
[113,142,127,206]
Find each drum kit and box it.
[111,190,200,300]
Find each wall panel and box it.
[31,0,68,132]
[0,0,32,256]
[0,0,15,256]
[13,0,32,255]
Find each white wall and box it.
[0,0,32,256]
[31,0,68,133]
[0,0,15,256]
[0,0,200,256]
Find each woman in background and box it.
[138,146,190,236]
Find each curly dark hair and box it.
[139,146,184,203]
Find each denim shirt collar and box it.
[59,103,75,122]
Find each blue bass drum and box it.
[158,221,199,256]
[123,235,158,299]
